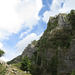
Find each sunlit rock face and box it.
[22,44,36,59]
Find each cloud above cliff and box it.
[16,33,43,54]
[0,0,74,62]
[0,0,43,40]
[0,0,43,61]
[0,42,3,49]
[43,0,75,23]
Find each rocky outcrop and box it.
[8,10,75,75]
[32,10,75,75]
[57,39,75,74]
[8,41,37,64]
[57,14,71,29]
[22,44,36,59]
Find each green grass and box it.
[71,70,75,75]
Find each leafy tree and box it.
[20,56,31,71]
[0,49,5,57]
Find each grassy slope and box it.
[0,63,31,75]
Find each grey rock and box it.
[22,44,36,59]
[12,68,17,72]
[8,43,37,63]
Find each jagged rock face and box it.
[22,44,36,59]
[8,44,37,64]
[49,14,72,30]
[8,10,75,75]
[33,11,75,74]
[57,39,75,74]
[65,39,75,71]
[57,14,71,29]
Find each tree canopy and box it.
[20,56,31,71]
[0,49,5,57]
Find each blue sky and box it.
[0,0,75,62]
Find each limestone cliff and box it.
[8,10,75,75]
[8,40,37,64]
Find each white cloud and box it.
[0,42,3,49]
[43,0,75,23]
[0,47,19,62]
[0,0,21,39]
[0,42,7,53]
[16,33,43,54]
[0,0,43,40]
[0,57,8,62]
[0,43,8,62]
[0,0,43,61]
[0,33,43,62]
[59,0,75,13]
[19,28,32,38]
[16,0,43,28]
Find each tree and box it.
[20,56,31,71]
[0,49,5,57]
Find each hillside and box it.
[0,60,31,75]
[8,10,75,75]
[8,40,37,64]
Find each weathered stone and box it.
[24,71,27,73]
[12,68,17,72]
[8,11,75,75]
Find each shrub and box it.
[0,49,5,57]
[20,56,31,71]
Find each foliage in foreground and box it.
[0,64,6,75]
[20,56,31,71]
[0,49,5,57]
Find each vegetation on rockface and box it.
[20,56,31,71]
[0,49,5,57]
[68,10,75,30]
[7,10,75,75]
[30,10,75,75]
[46,51,58,75]
[31,40,37,45]
[68,10,75,39]
[50,51,58,75]
[71,70,75,75]
[30,65,44,75]
[49,28,72,49]
[47,18,58,31]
